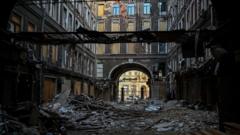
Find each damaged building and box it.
[1,0,97,105]
[0,0,240,135]
[166,0,216,105]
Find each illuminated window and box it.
[113,4,120,15]
[127,4,135,15]
[97,22,105,32]
[98,4,104,16]
[143,3,151,14]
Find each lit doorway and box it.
[118,70,150,102]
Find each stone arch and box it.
[108,62,153,80]
[108,62,153,101]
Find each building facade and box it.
[166,0,217,104]
[95,0,168,101]
[1,0,97,105]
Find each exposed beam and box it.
[10,30,213,44]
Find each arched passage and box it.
[109,62,153,80]
[108,62,153,101]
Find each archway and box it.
[108,62,153,101]
[118,70,150,102]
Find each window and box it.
[87,59,90,75]
[78,54,82,72]
[158,20,167,31]
[78,3,82,15]
[111,21,120,31]
[50,0,59,21]
[27,22,35,32]
[113,4,120,15]
[127,43,135,54]
[142,20,150,30]
[33,0,40,7]
[97,64,103,78]
[9,13,21,32]
[85,7,88,22]
[143,3,151,14]
[62,7,67,29]
[75,20,79,30]
[63,49,68,67]
[127,22,136,54]
[127,22,135,31]
[68,13,73,31]
[51,46,58,64]
[90,62,94,77]
[160,2,166,12]
[159,43,166,54]
[98,4,104,16]
[96,44,105,54]
[127,4,135,15]
[42,46,49,61]
[88,11,91,25]
[158,1,166,15]
[111,21,120,54]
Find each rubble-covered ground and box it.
[0,93,219,135]
[43,94,218,135]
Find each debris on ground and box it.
[1,91,220,135]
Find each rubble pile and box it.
[1,93,219,135]
[43,94,155,134]
[0,109,35,135]
[149,100,219,134]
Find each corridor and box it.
[0,0,240,135]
